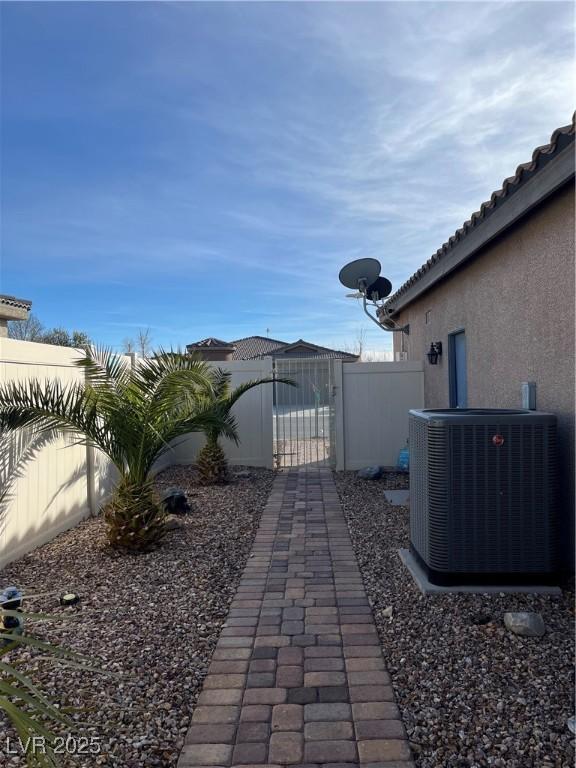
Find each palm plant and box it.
[196,368,294,484]
[1,614,78,768]
[0,348,236,551]
[0,589,97,768]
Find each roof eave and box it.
[0,294,32,321]
[386,144,575,315]
[187,346,236,352]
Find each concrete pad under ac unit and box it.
[398,549,562,596]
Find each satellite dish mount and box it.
[338,258,409,334]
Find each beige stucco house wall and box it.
[393,185,574,420]
[388,121,575,571]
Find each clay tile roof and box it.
[186,337,236,349]
[0,294,32,310]
[228,335,358,360]
[385,116,575,307]
[272,339,358,360]
[230,335,287,359]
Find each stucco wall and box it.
[394,183,575,569]
[191,349,235,361]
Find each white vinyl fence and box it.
[333,360,424,470]
[155,358,274,471]
[0,339,123,569]
[272,359,424,470]
[0,340,423,570]
[0,347,274,569]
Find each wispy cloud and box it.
[2,1,573,350]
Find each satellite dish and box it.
[338,258,381,290]
[366,276,392,301]
[337,258,409,335]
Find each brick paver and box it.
[178,469,413,767]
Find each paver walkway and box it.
[178,468,414,768]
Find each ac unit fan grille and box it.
[409,410,558,582]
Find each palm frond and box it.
[0,378,122,470]
[0,661,70,725]
[74,345,131,390]
[0,633,87,662]
[226,376,295,409]
[0,344,237,547]
[0,698,60,767]
[132,349,213,399]
[156,404,240,462]
[211,368,232,400]
[0,597,102,768]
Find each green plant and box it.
[0,597,93,768]
[196,368,295,485]
[0,348,236,550]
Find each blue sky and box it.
[1,2,573,355]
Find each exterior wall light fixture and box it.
[426,342,442,365]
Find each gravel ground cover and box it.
[334,470,575,768]
[0,465,274,768]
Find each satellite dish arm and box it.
[338,258,408,334]
[362,294,409,334]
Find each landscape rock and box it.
[503,611,546,637]
[0,465,275,768]
[357,465,383,480]
[384,489,410,506]
[334,470,574,768]
[164,515,182,531]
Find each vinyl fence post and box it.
[333,359,345,471]
[263,357,274,469]
[84,351,97,516]
[86,442,97,516]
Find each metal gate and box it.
[273,358,336,468]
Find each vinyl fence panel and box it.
[0,339,123,569]
[337,361,424,470]
[0,341,421,569]
[155,358,274,470]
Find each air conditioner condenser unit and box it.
[409,408,558,585]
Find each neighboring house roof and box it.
[230,335,287,359]
[187,334,358,361]
[186,337,236,351]
[269,339,358,361]
[385,117,575,314]
[0,294,32,311]
[231,336,357,361]
[0,294,32,324]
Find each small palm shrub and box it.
[0,348,235,551]
[1,594,92,768]
[196,368,295,485]
[196,431,229,485]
